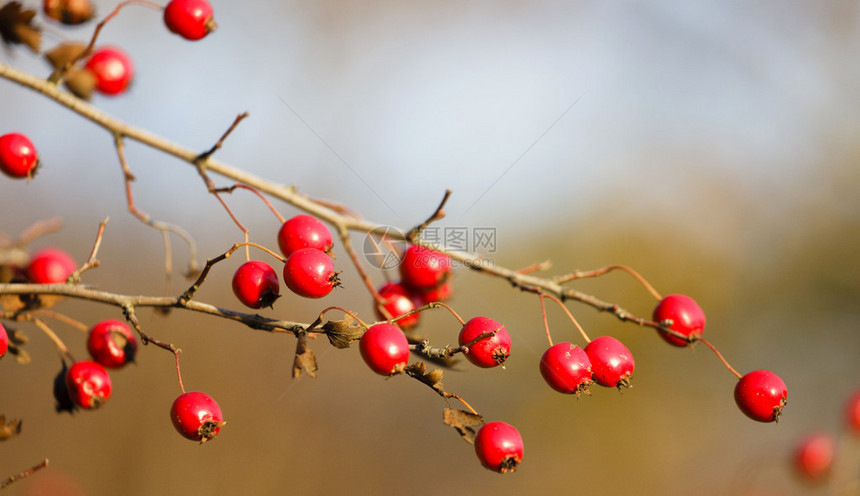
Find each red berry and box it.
[474,421,523,474]
[283,248,338,298]
[458,316,511,368]
[43,0,94,25]
[652,294,705,347]
[399,245,451,292]
[232,261,280,309]
[26,247,76,284]
[584,336,634,388]
[87,319,137,369]
[414,280,453,304]
[846,389,860,435]
[0,322,8,359]
[793,433,834,481]
[359,323,410,376]
[540,342,593,395]
[0,132,39,179]
[277,214,333,257]
[374,282,420,329]
[65,360,112,409]
[734,370,787,422]
[163,0,216,41]
[170,391,225,442]
[84,46,134,96]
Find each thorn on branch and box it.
[195,111,249,163]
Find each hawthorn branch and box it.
[0,61,691,336]
[0,283,305,335]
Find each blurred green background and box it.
[1,0,860,494]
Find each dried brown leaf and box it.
[322,315,364,349]
[292,335,318,379]
[44,41,87,69]
[405,362,445,393]
[0,415,23,441]
[0,2,41,52]
[442,407,484,445]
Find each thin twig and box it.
[554,264,663,301]
[69,217,108,282]
[0,458,49,490]
[407,189,452,242]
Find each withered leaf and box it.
[292,334,318,379]
[322,315,364,349]
[404,362,444,393]
[44,41,88,70]
[0,415,23,441]
[0,2,42,52]
[442,407,484,445]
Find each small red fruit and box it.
[84,46,134,96]
[87,319,137,368]
[584,336,634,388]
[652,294,705,347]
[846,389,860,435]
[458,316,511,368]
[26,247,77,284]
[0,322,8,359]
[232,261,280,309]
[414,280,453,304]
[283,248,338,298]
[474,421,524,474]
[734,370,787,422]
[793,433,835,481]
[359,323,410,376]
[277,214,333,257]
[540,342,593,395]
[65,360,112,409]
[375,282,420,329]
[163,0,217,41]
[399,245,451,292]
[43,0,95,25]
[0,132,39,179]
[170,391,225,442]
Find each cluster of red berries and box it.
[232,214,339,308]
[374,244,453,329]
[50,318,224,442]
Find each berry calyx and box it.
[0,322,8,359]
[359,323,410,376]
[65,360,112,409]
[734,370,787,422]
[84,46,134,96]
[0,132,39,179]
[458,316,511,368]
[474,421,524,474]
[163,0,217,41]
[793,433,834,481]
[584,336,634,389]
[540,342,593,395]
[399,245,451,292]
[375,282,420,329]
[232,260,280,309]
[276,214,333,257]
[87,319,137,369]
[652,294,705,347]
[846,389,860,435]
[26,247,77,284]
[283,248,339,298]
[43,0,94,25]
[170,391,225,442]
